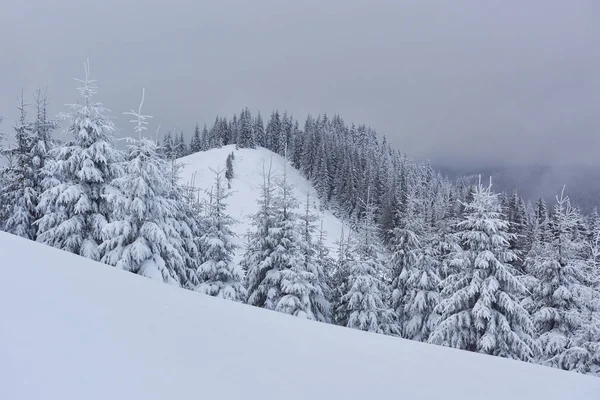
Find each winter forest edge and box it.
[1,63,599,378]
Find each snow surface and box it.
[179,145,347,262]
[0,232,598,399]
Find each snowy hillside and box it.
[178,145,346,261]
[0,232,598,400]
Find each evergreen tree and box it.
[1,94,37,239]
[337,190,397,334]
[254,112,265,148]
[298,192,331,322]
[161,132,173,158]
[227,114,238,145]
[196,169,245,301]
[242,161,278,303]
[313,143,330,205]
[30,89,57,197]
[400,238,441,341]
[175,131,187,157]
[208,116,222,148]
[99,89,198,287]
[37,62,123,261]
[330,226,353,326]
[430,178,536,361]
[200,124,209,151]
[390,180,421,324]
[225,152,234,188]
[0,115,8,229]
[244,164,324,319]
[265,110,281,153]
[507,192,528,271]
[190,123,202,153]
[527,189,592,369]
[237,107,255,148]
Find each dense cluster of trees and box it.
[1,67,598,377]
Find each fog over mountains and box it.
[436,163,600,213]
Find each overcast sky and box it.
[1,0,598,166]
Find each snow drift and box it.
[0,232,598,400]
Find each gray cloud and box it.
[1,0,599,166]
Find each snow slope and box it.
[0,232,598,400]
[178,145,346,262]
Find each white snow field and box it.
[179,145,347,262]
[0,232,598,400]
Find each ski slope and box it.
[179,145,346,262]
[0,232,598,399]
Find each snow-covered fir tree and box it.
[0,115,7,228]
[30,89,57,198]
[254,112,265,148]
[526,189,593,370]
[175,131,187,158]
[100,89,198,287]
[297,192,331,322]
[330,225,353,326]
[196,168,245,301]
[237,107,255,148]
[36,62,123,260]
[190,123,202,153]
[1,94,37,239]
[225,152,234,188]
[242,161,278,303]
[161,131,173,158]
[390,177,421,329]
[430,178,536,361]
[244,163,325,319]
[336,190,397,334]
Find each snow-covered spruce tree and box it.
[3,89,59,239]
[527,188,593,370]
[225,152,234,188]
[100,89,198,287]
[165,145,202,290]
[430,178,536,361]
[254,112,265,148]
[237,107,255,148]
[389,179,421,329]
[297,192,331,322]
[330,225,353,326]
[175,131,188,158]
[268,167,323,319]
[30,89,57,198]
[587,209,600,279]
[200,124,210,151]
[400,239,441,341]
[312,143,330,206]
[244,163,324,319]
[1,94,37,239]
[196,168,245,301]
[242,161,278,302]
[37,62,123,260]
[161,132,173,158]
[190,123,202,153]
[337,190,397,334]
[315,219,335,309]
[0,115,7,229]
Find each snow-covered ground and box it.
[0,232,598,399]
[179,145,347,262]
